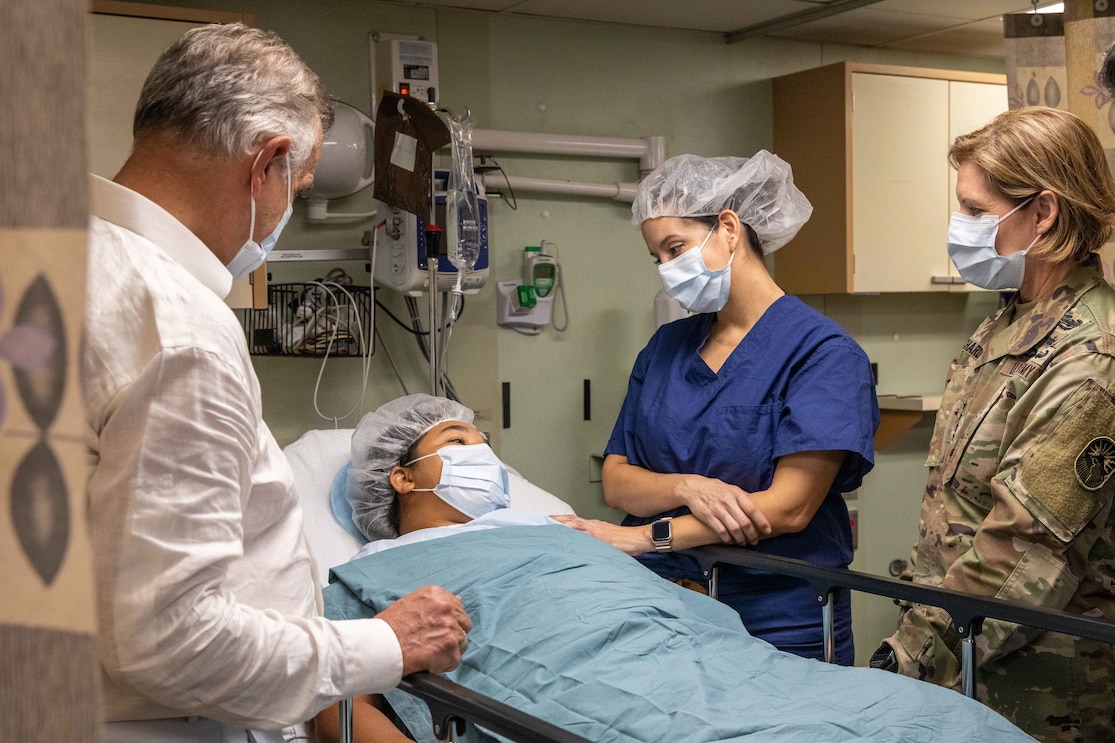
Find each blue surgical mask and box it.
[657,225,733,313]
[946,198,1033,290]
[227,152,292,279]
[406,443,511,519]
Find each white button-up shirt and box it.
[85,175,401,729]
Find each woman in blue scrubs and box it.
[557,152,878,664]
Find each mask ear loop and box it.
[247,149,266,242]
[284,153,292,206]
[996,195,1035,225]
[402,450,439,468]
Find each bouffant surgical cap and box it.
[631,150,813,254]
[346,394,474,541]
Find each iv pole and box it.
[426,167,441,397]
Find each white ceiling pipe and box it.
[472,130,665,173]
[481,173,638,203]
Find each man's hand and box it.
[678,475,771,544]
[377,586,471,676]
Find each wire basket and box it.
[238,283,373,356]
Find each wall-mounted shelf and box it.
[237,283,372,356]
[875,394,941,450]
[268,248,368,262]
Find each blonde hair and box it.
[949,107,1115,263]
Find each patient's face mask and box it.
[657,225,733,313]
[227,152,293,279]
[405,443,511,519]
[945,197,1033,290]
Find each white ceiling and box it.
[388,0,1064,58]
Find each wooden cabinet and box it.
[772,62,1006,294]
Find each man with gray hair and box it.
[84,24,469,742]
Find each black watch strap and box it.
[868,643,899,673]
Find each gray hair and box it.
[133,23,334,172]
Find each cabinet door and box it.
[945,81,1008,291]
[852,73,950,292]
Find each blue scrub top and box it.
[605,295,878,662]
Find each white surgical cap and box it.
[631,150,813,254]
[346,394,474,541]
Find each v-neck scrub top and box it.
[605,295,879,662]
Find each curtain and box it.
[0,0,101,740]
[1005,0,1115,284]
[1004,11,1066,109]
[1064,1,1115,160]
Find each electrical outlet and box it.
[848,508,859,551]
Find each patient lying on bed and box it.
[312,394,1030,743]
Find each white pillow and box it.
[507,468,576,516]
[285,429,576,585]
[285,429,363,584]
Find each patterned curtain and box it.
[1064,1,1115,163]
[0,0,101,740]
[1005,11,1066,109]
[1005,0,1115,284]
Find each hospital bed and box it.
[287,428,1113,742]
[286,429,587,742]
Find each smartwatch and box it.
[650,517,673,552]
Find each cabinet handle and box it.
[930,275,966,285]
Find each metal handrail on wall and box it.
[687,544,1115,698]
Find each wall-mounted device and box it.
[372,36,439,108]
[523,245,558,299]
[373,191,490,296]
[303,101,377,221]
[496,244,560,334]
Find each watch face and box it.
[651,519,671,541]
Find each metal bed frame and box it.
[691,545,1115,698]
[338,545,1115,742]
[337,673,592,743]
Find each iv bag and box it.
[445,112,480,272]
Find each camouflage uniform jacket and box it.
[887,259,1115,743]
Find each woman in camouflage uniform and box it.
[873,107,1115,743]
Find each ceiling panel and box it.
[770,7,966,48]
[885,16,1008,58]
[872,0,1054,22]
[382,0,1059,57]
[403,0,526,11]
[510,0,824,34]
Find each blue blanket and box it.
[325,525,1031,743]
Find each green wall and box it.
[115,0,1005,663]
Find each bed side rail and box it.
[686,544,1115,697]
[339,673,593,743]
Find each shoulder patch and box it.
[1075,436,1115,492]
[1012,379,1115,542]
